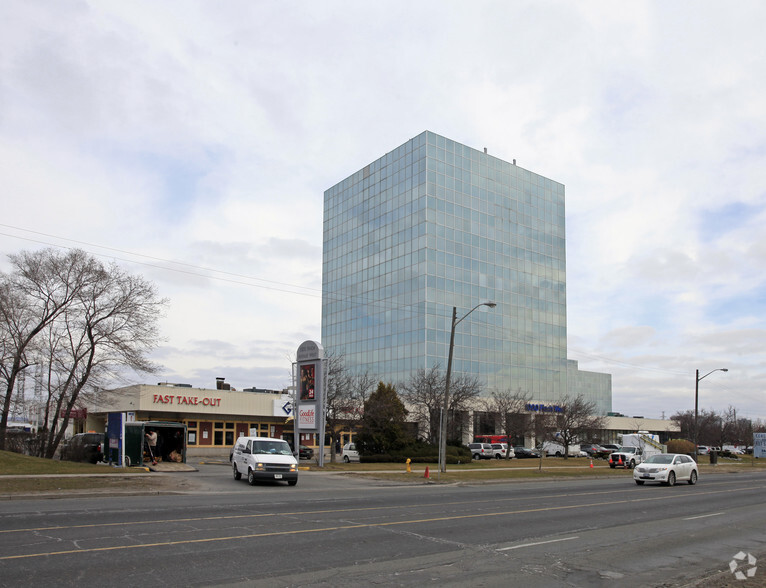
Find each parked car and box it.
[468,443,494,460]
[231,436,298,486]
[580,443,611,459]
[633,453,699,486]
[513,446,540,459]
[299,445,314,460]
[341,442,360,463]
[490,443,515,459]
[601,444,620,452]
[697,445,711,455]
[60,433,105,464]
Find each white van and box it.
[231,437,299,486]
[342,442,360,462]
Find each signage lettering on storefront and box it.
[153,394,222,407]
[525,403,563,413]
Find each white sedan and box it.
[633,453,699,486]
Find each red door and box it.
[199,422,212,446]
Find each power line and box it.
[0,224,322,295]
[0,224,719,382]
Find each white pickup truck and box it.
[608,446,647,469]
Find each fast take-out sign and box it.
[152,393,222,407]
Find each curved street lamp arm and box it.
[697,368,728,382]
[454,301,497,328]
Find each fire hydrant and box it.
[406,458,411,473]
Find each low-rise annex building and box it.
[467,403,681,447]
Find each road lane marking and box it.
[0,484,763,561]
[683,512,725,520]
[498,536,579,551]
[0,487,671,534]
[0,481,757,535]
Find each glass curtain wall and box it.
[322,131,568,400]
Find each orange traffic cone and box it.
[618,456,623,468]
[424,466,430,479]
[590,459,594,468]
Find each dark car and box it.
[513,446,540,459]
[580,443,611,459]
[60,433,105,464]
[299,445,314,460]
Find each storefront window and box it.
[214,422,224,445]
[249,423,270,437]
[186,421,197,445]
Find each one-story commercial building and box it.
[84,381,302,457]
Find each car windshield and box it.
[618,447,637,453]
[643,454,674,464]
[253,440,292,455]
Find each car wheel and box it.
[473,453,481,460]
[688,470,698,485]
[555,451,562,457]
[344,455,350,463]
[629,460,636,469]
[248,469,256,486]
[288,480,298,486]
[666,471,676,487]
[124,455,131,467]
[233,464,241,480]
[635,480,644,485]
[495,454,502,459]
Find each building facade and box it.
[567,360,612,415]
[323,131,608,411]
[85,383,298,456]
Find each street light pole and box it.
[439,301,496,473]
[694,367,728,457]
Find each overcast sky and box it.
[2,2,765,422]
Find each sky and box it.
[1,1,765,422]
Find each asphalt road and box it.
[0,465,764,587]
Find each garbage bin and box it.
[709,450,718,465]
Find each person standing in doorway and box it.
[145,429,158,465]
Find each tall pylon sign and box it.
[295,341,326,466]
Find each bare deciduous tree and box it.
[1,249,103,449]
[399,366,443,443]
[483,388,531,458]
[400,367,482,445]
[448,373,483,443]
[0,248,167,454]
[323,352,374,462]
[537,395,605,460]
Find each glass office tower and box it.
[322,131,568,401]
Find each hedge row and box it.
[360,443,471,464]
[361,453,468,464]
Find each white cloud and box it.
[2,0,765,421]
